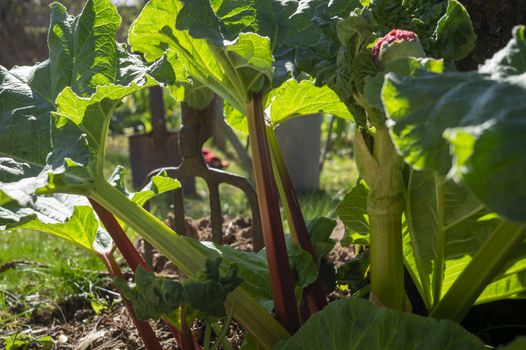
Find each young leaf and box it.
[130,171,181,207]
[116,265,185,321]
[183,257,243,318]
[117,259,242,321]
[276,298,486,350]
[291,0,475,123]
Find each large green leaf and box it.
[177,0,309,51]
[55,75,158,175]
[405,171,526,310]
[405,171,492,306]
[0,0,168,203]
[129,0,275,112]
[49,0,121,96]
[0,194,111,255]
[383,26,526,222]
[276,298,485,350]
[266,79,353,127]
[226,78,354,133]
[431,0,476,61]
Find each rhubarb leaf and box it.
[478,25,526,79]
[291,0,474,123]
[266,79,353,127]
[129,0,274,112]
[131,171,181,207]
[383,26,526,222]
[403,170,504,308]
[0,0,170,203]
[276,298,485,350]
[0,194,111,255]
[117,259,242,321]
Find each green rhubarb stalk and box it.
[89,177,289,348]
[431,221,526,321]
[354,127,405,310]
[246,94,301,333]
[266,126,327,316]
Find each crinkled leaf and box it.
[116,265,184,320]
[336,179,370,245]
[291,0,474,123]
[129,0,274,112]
[0,194,111,254]
[48,0,121,96]
[177,0,307,48]
[187,238,318,311]
[188,239,274,311]
[117,258,242,320]
[276,298,485,350]
[183,257,243,318]
[55,76,158,173]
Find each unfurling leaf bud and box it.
[372,29,425,69]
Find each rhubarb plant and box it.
[289,0,476,310]
[2,0,526,348]
[294,0,526,321]
[0,0,289,347]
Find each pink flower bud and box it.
[372,29,425,68]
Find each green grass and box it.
[0,230,107,328]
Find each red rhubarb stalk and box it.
[246,94,300,333]
[89,199,199,350]
[266,127,327,317]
